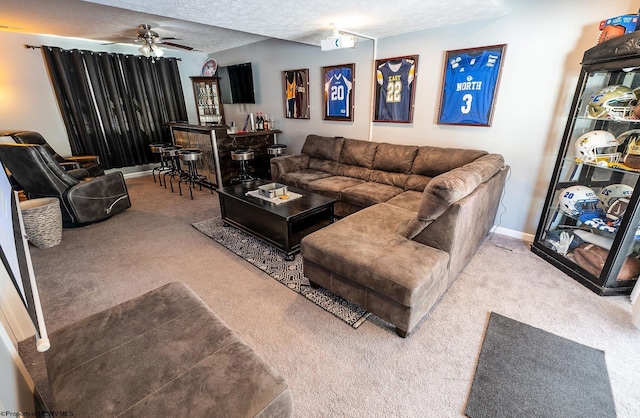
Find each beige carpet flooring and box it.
[19,175,640,417]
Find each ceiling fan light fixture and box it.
[139,43,151,57]
[150,43,164,57]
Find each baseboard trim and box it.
[122,170,153,179]
[491,226,534,243]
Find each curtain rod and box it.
[24,44,182,60]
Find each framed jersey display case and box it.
[323,63,355,122]
[531,32,640,295]
[437,44,506,127]
[373,55,418,123]
[283,69,310,119]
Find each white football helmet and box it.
[558,185,600,218]
[586,85,637,119]
[574,130,620,166]
[597,184,634,209]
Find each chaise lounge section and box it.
[271,135,508,336]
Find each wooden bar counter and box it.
[169,123,282,188]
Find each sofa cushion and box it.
[336,163,372,181]
[386,190,423,212]
[340,182,405,208]
[340,138,378,168]
[301,135,344,162]
[369,170,410,188]
[301,203,449,307]
[411,146,487,177]
[307,176,365,199]
[405,174,432,191]
[309,158,341,175]
[281,169,332,190]
[372,143,419,173]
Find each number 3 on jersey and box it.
[460,93,473,114]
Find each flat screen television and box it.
[218,62,256,104]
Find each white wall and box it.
[212,0,638,238]
[0,0,637,237]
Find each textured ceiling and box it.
[2,0,508,53]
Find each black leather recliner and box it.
[1,130,105,177]
[0,143,130,227]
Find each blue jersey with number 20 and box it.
[326,68,352,117]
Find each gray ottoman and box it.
[45,282,293,417]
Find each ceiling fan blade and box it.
[160,41,195,51]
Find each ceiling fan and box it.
[109,24,195,57]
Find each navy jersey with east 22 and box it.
[376,59,415,121]
[439,50,501,125]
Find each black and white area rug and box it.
[192,218,370,328]
[465,312,616,418]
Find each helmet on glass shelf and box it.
[619,129,640,169]
[574,130,620,165]
[597,184,634,209]
[558,185,600,218]
[587,85,637,119]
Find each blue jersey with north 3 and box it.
[439,50,502,125]
[326,68,353,117]
[376,59,415,121]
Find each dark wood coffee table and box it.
[218,179,336,259]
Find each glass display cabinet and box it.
[531,32,640,295]
[190,76,225,125]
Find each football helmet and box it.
[586,85,637,119]
[606,197,629,226]
[558,185,601,218]
[619,129,640,168]
[574,130,620,165]
[597,183,634,209]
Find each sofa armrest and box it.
[413,166,509,281]
[270,154,311,182]
[65,155,100,164]
[415,153,505,222]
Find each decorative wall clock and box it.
[201,58,218,77]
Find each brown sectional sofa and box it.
[271,135,508,337]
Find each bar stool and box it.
[160,145,184,191]
[267,144,287,178]
[177,149,210,199]
[149,143,171,184]
[230,149,256,184]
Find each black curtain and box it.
[41,46,188,169]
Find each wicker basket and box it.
[20,197,62,249]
